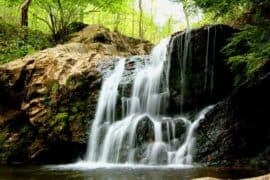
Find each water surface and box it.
[0,164,266,180]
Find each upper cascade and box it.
[85,35,213,165]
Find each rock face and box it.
[169,25,270,169]
[195,71,270,169]
[169,25,236,113]
[0,25,152,164]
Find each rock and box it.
[0,25,152,164]
[169,25,236,113]
[193,174,270,180]
[195,72,270,169]
[193,178,219,180]
[135,117,155,146]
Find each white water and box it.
[204,26,217,94]
[180,30,192,113]
[83,37,214,166]
[204,27,210,92]
[86,58,126,161]
[210,26,217,94]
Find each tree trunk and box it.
[114,13,121,31]
[138,0,143,38]
[183,6,190,30]
[80,9,84,22]
[20,0,32,27]
[132,10,135,37]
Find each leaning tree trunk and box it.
[183,6,190,30]
[20,0,32,27]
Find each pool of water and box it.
[0,163,267,180]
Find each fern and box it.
[222,15,270,83]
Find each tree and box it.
[138,0,143,38]
[4,0,32,27]
[170,0,198,29]
[20,0,32,27]
[30,0,132,40]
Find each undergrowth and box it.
[0,19,54,64]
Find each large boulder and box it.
[195,70,270,169]
[169,25,236,113]
[0,25,152,164]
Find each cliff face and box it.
[169,25,236,113]
[169,25,270,169]
[0,25,152,164]
[195,63,270,169]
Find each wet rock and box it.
[161,118,187,145]
[169,25,236,113]
[135,117,155,146]
[195,72,270,169]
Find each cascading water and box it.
[84,37,214,166]
[204,26,217,95]
[180,30,191,112]
[210,26,217,95]
[86,58,126,161]
[204,27,210,92]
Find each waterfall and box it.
[86,58,126,161]
[210,26,217,94]
[180,30,192,113]
[204,26,217,95]
[85,36,213,166]
[204,27,210,92]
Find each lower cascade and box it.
[85,37,213,166]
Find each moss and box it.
[68,114,83,123]
[76,114,83,122]
[65,76,74,86]
[74,101,86,111]
[51,82,60,94]
[0,131,7,146]
[65,76,81,88]
[250,146,270,169]
[49,112,68,127]
[250,158,260,169]
[55,112,69,122]
[69,115,77,122]
[38,127,47,135]
[71,106,78,113]
[43,94,51,107]
[53,121,66,133]
[20,125,30,135]
[59,106,68,113]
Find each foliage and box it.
[2,0,269,81]
[55,112,69,122]
[31,0,86,41]
[192,0,250,16]
[169,0,199,27]
[0,132,7,146]
[30,0,132,41]
[223,14,270,83]
[188,0,270,83]
[250,146,270,169]
[0,19,53,64]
